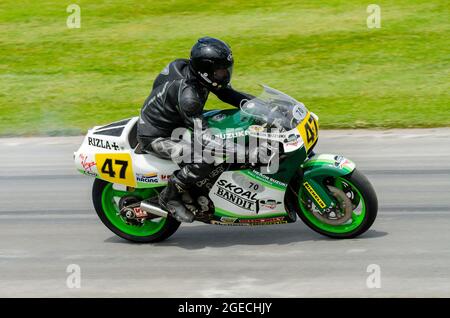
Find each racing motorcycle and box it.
[74,86,378,243]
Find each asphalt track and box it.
[0,129,449,297]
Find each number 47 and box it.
[101,159,128,179]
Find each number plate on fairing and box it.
[297,112,319,152]
[95,153,136,187]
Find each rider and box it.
[137,37,254,223]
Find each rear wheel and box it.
[92,179,180,243]
[295,169,378,239]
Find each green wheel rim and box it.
[101,183,167,236]
[299,177,366,234]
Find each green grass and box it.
[0,0,449,136]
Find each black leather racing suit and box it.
[137,59,253,187]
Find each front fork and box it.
[299,173,336,213]
[299,151,337,212]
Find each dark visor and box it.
[213,66,233,83]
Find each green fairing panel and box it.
[205,109,253,132]
[300,154,356,212]
[269,148,307,185]
[302,154,356,178]
[136,182,167,189]
[206,108,308,186]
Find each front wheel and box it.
[92,179,180,243]
[294,169,378,239]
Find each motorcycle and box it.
[74,85,378,243]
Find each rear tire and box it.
[292,169,378,239]
[92,179,180,243]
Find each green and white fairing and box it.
[74,86,358,226]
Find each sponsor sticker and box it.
[159,174,171,182]
[258,199,282,210]
[215,175,283,214]
[283,133,301,147]
[248,170,288,188]
[211,217,288,226]
[215,179,258,211]
[88,137,119,150]
[239,216,285,224]
[215,129,250,139]
[303,181,326,209]
[136,172,159,184]
[79,154,97,177]
[334,155,354,170]
[133,207,148,218]
[248,125,265,133]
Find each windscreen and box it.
[240,85,309,131]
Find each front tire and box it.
[92,179,180,243]
[292,169,378,239]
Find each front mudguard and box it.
[302,154,356,178]
[299,154,356,211]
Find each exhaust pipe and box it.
[140,201,169,218]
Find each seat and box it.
[128,122,138,149]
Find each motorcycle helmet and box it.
[190,37,234,89]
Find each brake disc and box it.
[311,185,353,225]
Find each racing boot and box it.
[158,175,195,223]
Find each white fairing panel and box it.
[209,171,288,217]
[74,117,178,187]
